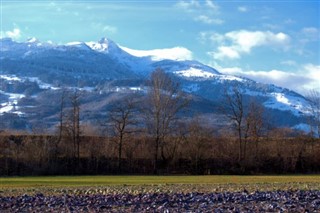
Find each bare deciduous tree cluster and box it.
[0,69,319,175]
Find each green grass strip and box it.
[1,175,320,188]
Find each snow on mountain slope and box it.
[86,38,118,53]
[1,37,219,77]
[264,92,310,116]
[85,38,152,76]
[120,46,193,61]
[84,38,219,78]
[175,67,217,78]
[0,90,25,115]
[1,37,54,54]
[178,72,311,120]
[66,42,92,51]
[0,37,315,130]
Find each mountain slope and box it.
[0,37,312,131]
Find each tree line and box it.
[0,69,319,175]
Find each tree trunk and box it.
[154,137,159,174]
[118,134,123,173]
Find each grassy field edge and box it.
[1,175,320,187]
[1,175,319,196]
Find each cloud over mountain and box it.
[206,30,291,60]
[0,28,21,39]
[219,64,320,94]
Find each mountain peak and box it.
[0,36,313,131]
[98,37,110,44]
[86,37,119,53]
[65,41,91,51]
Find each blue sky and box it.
[1,0,319,94]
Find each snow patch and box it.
[129,87,143,91]
[26,77,59,90]
[264,92,310,116]
[65,42,91,51]
[86,41,109,52]
[274,92,290,105]
[0,91,25,115]
[120,46,192,61]
[66,41,83,46]
[175,68,216,78]
[0,103,14,114]
[1,75,60,90]
[0,74,22,81]
[218,75,244,82]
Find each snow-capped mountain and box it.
[0,37,313,131]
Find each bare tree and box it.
[107,96,138,172]
[307,89,320,138]
[222,84,246,161]
[244,99,265,159]
[145,68,188,174]
[51,89,67,162]
[57,90,66,145]
[65,90,82,168]
[184,117,213,174]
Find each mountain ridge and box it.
[0,37,313,132]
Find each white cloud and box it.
[281,60,297,66]
[205,0,219,12]
[199,31,225,44]
[91,23,117,34]
[263,23,280,30]
[177,0,223,23]
[120,46,193,61]
[102,25,117,34]
[209,46,240,60]
[295,27,320,55]
[175,0,200,11]
[218,64,320,94]
[284,19,295,25]
[0,28,21,39]
[301,27,320,41]
[238,6,248,12]
[303,64,320,90]
[302,27,318,34]
[205,30,291,60]
[195,15,223,25]
[226,30,290,52]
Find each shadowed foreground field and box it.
[1,176,320,212]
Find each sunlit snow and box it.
[129,87,143,91]
[86,41,109,52]
[65,42,90,51]
[66,41,83,46]
[0,74,22,81]
[27,77,59,90]
[274,93,290,105]
[264,92,310,116]
[0,104,14,114]
[175,68,216,78]
[120,46,192,61]
[0,91,25,115]
[218,75,244,82]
